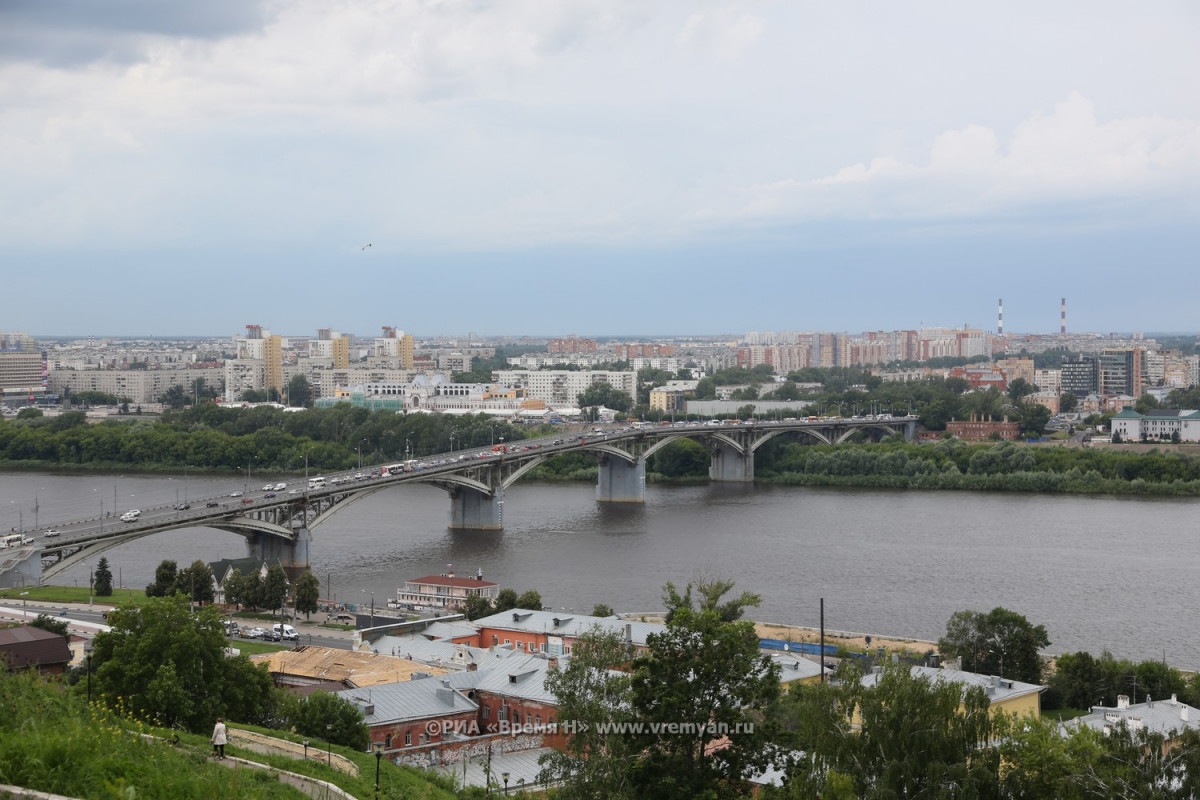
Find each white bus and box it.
[308,476,327,489]
[1,534,25,549]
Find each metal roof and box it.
[473,609,666,646]
[336,676,477,724]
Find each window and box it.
[499,706,508,722]
[516,641,524,650]
[536,714,542,726]
[385,733,393,748]
[483,705,490,719]
[404,731,411,746]
[504,639,511,645]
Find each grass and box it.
[0,585,145,605]
[0,671,463,799]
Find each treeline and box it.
[759,438,1200,496]
[0,405,529,473]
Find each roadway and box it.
[0,599,356,651]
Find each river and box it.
[3,470,1197,667]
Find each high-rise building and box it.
[1061,357,1098,397]
[264,335,284,395]
[374,326,415,370]
[0,331,44,400]
[1098,348,1144,399]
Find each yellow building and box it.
[263,335,284,395]
[332,335,350,370]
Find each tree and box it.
[29,613,70,643]
[295,571,320,620]
[223,568,247,609]
[516,589,543,611]
[539,627,640,800]
[493,588,519,613]
[937,607,1050,684]
[274,689,369,750]
[627,595,781,799]
[16,407,42,419]
[287,375,313,408]
[591,603,615,617]
[773,662,1001,799]
[1018,401,1052,437]
[463,594,494,620]
[176,559,215,605]
[1007,377,1035,403]
[93,557,113,597]
[145,559,179,597]
[1060,392,1079,413]
[662,576,762,624]
[89,594,274,732]
[159,385,189,409]
[262,564,289,615]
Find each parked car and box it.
[243,627,267,639]
[259,629,282,642]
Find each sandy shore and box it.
[754,621,937,655]
[624,612,936,656]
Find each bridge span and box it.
[6,416,915,586]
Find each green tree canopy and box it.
[937,607,1050,684]
[93,557,113,597]
[294,571,320,620]
[89,595,274,732]
[628,597,781,799]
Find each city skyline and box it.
[2,1,1199,335]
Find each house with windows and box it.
[0,625,72,675]
[1066,694,1200,752]
[1109,408,1200,442]
[336,676,480,750]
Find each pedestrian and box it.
[211,717,227,759]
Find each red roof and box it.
[409,575,498,589]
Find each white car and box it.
[43,530,60,538]
[274,483,287,490]
[230,491,243,497]
[261,484,275,491]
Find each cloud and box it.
[0,0,272,66]
[745,93,1200,225]
[677,5,766,60]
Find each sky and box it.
[2,1,1199,338]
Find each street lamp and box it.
[326,724,332,765]
[404,438,412,460]
[84,640,94,704]
[502,771,510,795]
[363,589,375,628]
[303,738,309,761]
[374,741,384,798]
[449,432,457,453]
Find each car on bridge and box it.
[263,492,277,498]
[43,530,60,537]
[174,503,190,510]
[206,501,220,508]
[230,491,243,497]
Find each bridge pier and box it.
[709,442,754,482]
[596,457,645,503]
[905,419,918,443]
[247,527,310,567]
[448,486,504,530]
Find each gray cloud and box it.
[0,0,271,65]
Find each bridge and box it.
[3,416,916,586]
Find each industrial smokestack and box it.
[1061,298,1067,334]
[998,298,1004,336]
